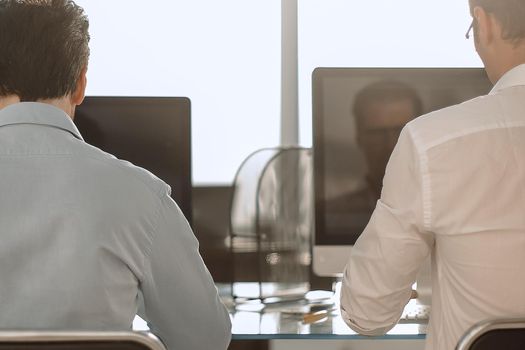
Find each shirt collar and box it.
[490,63,525,95]
[0,102,84,141]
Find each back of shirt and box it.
[413,83,525,350]
[0,102,231,350]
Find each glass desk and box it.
[220,283,427,341]
[131,283,427,350]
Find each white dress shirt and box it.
[340,63,525,350]
[0,102,231,350]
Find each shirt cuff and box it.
[340,307,396,336]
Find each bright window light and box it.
[74,1,482,182]
[298,0,483,146]
[75,0,281,185]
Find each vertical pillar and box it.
[280,0,299,146]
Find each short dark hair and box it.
[469,0,525,42]
[0,0,90,101]
[353,80,423,131]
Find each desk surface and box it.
[220,283,427,340]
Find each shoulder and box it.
[405,93,497,153]
[74,141,171,201]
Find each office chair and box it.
[456,318,525,350]
[0,331,166,350]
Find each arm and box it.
[340,126,434,335]
[140,188,232,350]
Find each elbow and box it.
[222,313,233,349]
[212,305,233,350]
[339,276,402,337]
[340,306,395,336]
[211,329,231,350]
[188,312,231,350]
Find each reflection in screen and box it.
[325,80,422,236]
[313,68,492,245]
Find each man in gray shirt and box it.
[0,1,232,349]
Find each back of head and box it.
[0,0,90,102]
[469,0,525,44]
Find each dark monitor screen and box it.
[313,67,492,246]
[74,96,192,225]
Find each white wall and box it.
[76,0,281,184]
[298,0,483,146]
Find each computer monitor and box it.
[74,96,193,225]
[312,67,492,277]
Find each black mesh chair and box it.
[0,331,166,350]
[456,318,525,350]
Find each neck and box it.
[491,59,525,84]
[37,97,75,120]
[486,42,525,83]
[0,95,21,110]
[0,95,75,119]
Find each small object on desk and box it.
[302,307,337,324]
[410,289,418,299]
[279,300,335,316]
[234,288,335,314]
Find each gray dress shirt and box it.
[0,102,231,350]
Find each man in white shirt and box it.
[340,1,525,349]
[0,1,231,349]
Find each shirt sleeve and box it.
[139,187,232,350]
[340,126,434,335]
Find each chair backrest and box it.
[0,331,166,350]
[456,318,525,350]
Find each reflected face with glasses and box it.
[353,81,422,197]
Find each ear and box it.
[71,66,87,106]
[472,6,496,47]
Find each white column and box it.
[280,0,299,146]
